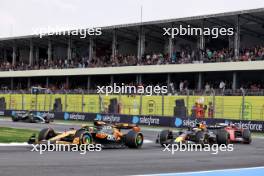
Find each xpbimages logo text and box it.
[163,25,234,39]
[163,142,234,155]
[30,142,102,155]
[97,83,168,96]
[32,26,102,38]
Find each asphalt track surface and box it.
[0,119,264,176]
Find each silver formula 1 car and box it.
[11,111,53,123]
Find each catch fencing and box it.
[1,90,264,121]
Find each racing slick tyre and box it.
[11,115,19,122]
[195,131,206,147]
[217,129,229,145]
[45,120,50,124]
[26,115,35,123]
[74,130,93,145]
[42,115,51,123]
[28,118,35,123]
[242,129,252,144]
[125,131,144,148]
[45,117,50,124]
[38,128,56,141]
[159,130,172,146]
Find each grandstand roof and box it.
[0,7,264,42]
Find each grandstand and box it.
[0,8,264,121]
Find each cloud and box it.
[0,0,263,38]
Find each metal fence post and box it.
[241,88,245,120]
[22,94,24,110]
[220,89,224,119]
[49,94,52,112]
[65,93,67,112]
[186,90,189,115]
[118,93,121,114]
[44,93,47,111]
[35,93,38,111]
[9,94,12,110]
[99,94,102,113]
[161,94,164,116]
[212,89,216,118]
[81,91,84,113]
[139,94,143,115]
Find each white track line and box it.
[144,139,154,144]
[131,166,264,176]
[0,142,30,146]
[0,139,154,146]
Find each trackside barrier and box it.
[2,94,264,121]
[4,110,264,132]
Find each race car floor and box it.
[0,120,264,176]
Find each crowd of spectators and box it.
[1,79,264,96]
[0,45,263,71]
[203,45,264,62]
[204,48,234,62]
[240,45,264,61]
[240,81,264,90]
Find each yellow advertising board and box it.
[1,94,263,121]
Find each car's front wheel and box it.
[242,129,252,144]
[217,129,229,145]
[38,128,56,141]
[125,131,143,148]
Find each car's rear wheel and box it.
[195,131,206,146]
[159,130,172,146]
[45,117,50,123]
[242,129,251,144]
[125,131,143,148]
[217,129,229,145]
[11,115,19,122]
[38,128,56,141]
[74,130,93,145]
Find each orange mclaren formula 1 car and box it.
[28,121,144,148]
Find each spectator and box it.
[169,82,175,95]
[219,81,226,94]
[208,102,214,118]
[204,83,211,95]
[179,81,184,92]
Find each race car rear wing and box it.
[93,120,139,129]
[92,120,141,132]
[207,123,227,129]
[113,123,139,129]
